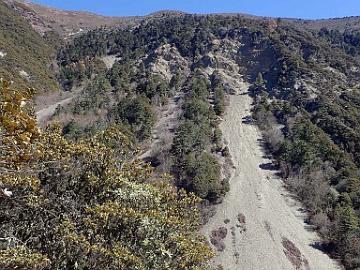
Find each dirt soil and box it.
[35,86,83,124]
[139,92,183,161]
[201,83,342,270]
[36,96,73,124]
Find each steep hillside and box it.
[3,0,138,38]
[2,4,360,269]
[202,84,341,270]
[0,0,58,92]
[249,24,360,270]
[286,16,360,32]
[48,14,360,269]
[0,79,213,270]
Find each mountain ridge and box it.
[4,0,360,39]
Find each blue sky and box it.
[32,0,360,19]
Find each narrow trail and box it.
[35,87,84,124]
[139,93,183,160]
[201,85,342,270]
[35,96,74,123]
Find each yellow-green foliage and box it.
[0,246,50,270]
[0,1,59,93]
[0,80,214,270]
[0,79,42,189]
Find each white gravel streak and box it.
[201,84,342,270]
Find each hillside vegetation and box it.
[0,0,59,93]
[4,0,135,38]
[0,79,215,270]
[1,5,360,269]
[250,24,360,268]
[53,14,360,268]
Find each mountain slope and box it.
[286,16,360,32]
[202,84,341,270]
[3,0,139,38]
[1,4,360,269]
[50,14,360,269]
[0,0,58,92]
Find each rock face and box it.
[146,44,190,82]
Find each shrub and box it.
[116,96,155,140]
[180,152,223,201]
[0,81,215,270]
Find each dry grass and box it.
[5,0,138,38]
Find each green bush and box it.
[181,152,223,200]
[116,96,155,140]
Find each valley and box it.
[1,1,360,269]
[202,83,342,270]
